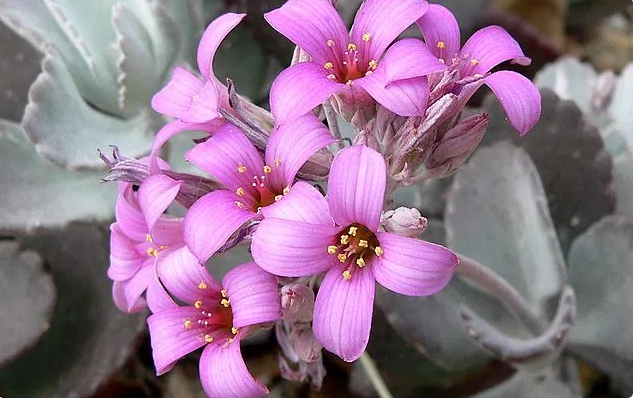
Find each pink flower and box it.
[148,260,280,398]
[416,4,541,135]
[266,0,446,122]
[183,114,335,263]
[108,174,185,313]
[251,145,459,361]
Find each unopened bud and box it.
[281,284,315,324]
[352,128,381,152]
[329,87,375,127]
[381,207,428,237]
[290,328,322,363]
[426,113,489,178]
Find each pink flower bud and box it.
[381,207,428,237]
[281,284,315,324]
[290,328,322,363]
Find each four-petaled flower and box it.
[183,114,335,263]
[251,145,459,361]
[149,258,280,398]
[416,4,541,135]
[266,0,446,122]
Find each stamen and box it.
[198,282,208,290]
[221,289,228,298]
[282,186,291,195]
[346,80,353,86]
[347,43,357,51]
[274,195,283,201]
[368,60,378,70]
[324,62,333,69]
[236,187,244,196]
[204,334,214,343]
[348,226,358,236]
[356,257,366,267]
[327,39,335,47]
[183,319,192,329]
[327,245,338,254]
[438,58,445,64]
[374,246,384,256]
[358,239,368,248]
[327,74,337,80]
[194,300,203,309]
[235,201,245,208]
[192,94,199,102]
[237,164,247,173]
[221,298,230,307]
[146,247,158,257]
[437,41,446,49]
[231,327,239,335]
[145,234,152,242]
[362,33,371,42]
[263,165,272,173]
[338,253,347,263]
[365,71,373,76]
[274,158,282,166]
[343,270,352,280]
[470,58,479,66]
[340,235,350,244]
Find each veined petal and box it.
[351,0,429,62]
[264,0,348,66]
[484,71,541,136]
[373,232,458,296]
[185,123,264,194]
[115,185,147,242]
[327,145,386,231]
[147,268,177,313]
[148,306,209,375]
[149,119,219,175]
[184,190,254,263]
[261,181,333,225]
[382,38,446,82]
[151,67,205,118]
[459,25,531,76]
[108,223,143,281]
[123,262,154,312]
[200,341,268,398]
[313,265,375,362]
[182,80,221,123]
[270,62,345,124]
[416,4,461,63]
[198,13,246,79]
[222,262,281,328]
[158,246,222,304]
[356,68,429,117]
[138,174,181,234]
[113,281,146,313]
[264,113,335,190]
[151,217,185,247]
[251,218,339,277]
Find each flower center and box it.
[235,162,290,212]
[141,234,168,257]
[326,223,383,280]
[182,288,239,344]
[324,39,378,85]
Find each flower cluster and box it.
[105,1,540,396]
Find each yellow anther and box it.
[327,74,337,80]
[204,334,214,343]
[235,201,245,208]
[327,245,338,254]
[282,186,291,195]
[145,234,152,242]
[183,319,192,329]
[356,257,366,267]
[221,289,228,298]
[237,164,247,173]
[324,62,333,69]
[231,327,239,335]
[362,32,371,42]
[198,282,208,290]
[374,246,384,256]
[470,58,479,66]
[236,187,244,196]
[263,165,272,173]
[146,247,158,257]
[194,300,203,309]
[347,43,357,51]
[340,235,350,244]
[368,60,378,70]
[437,41,446,49]
[343,270,352,280]
[358,239,368,248]
[274,195,283,202]
[348,226,358,236]
[338,253,347,263]
[346,80,353,86]
[221,298,230,307]
[274,158,282,166]
[327,39,335,47]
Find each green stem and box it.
[359,352,394,398]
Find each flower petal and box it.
[222,262,281,328]
[113,281,146,313]
[150,217,185,247]
[416,4,461,63]
[350,0,429,62]
[251,218,339,277]
[356,68,429,117]
[146,269,177,313]
[115,185,147,242]
[158,245,222,304]
[123,261,155,312]
[184,190,254,263]
[199,340,268,398]
[264,113,335,190]
[148,306,209,375]
[108,223,143,281]
[382,38,446,82]
[181,80,221,123]
[185,123,264,196]
[313,265,375,362]
[327,145,386,231]
[138,174,181,233]
[270,62,345,124]
[261,181,333,225]
[459,25,531,76]
[197,13,246,79]
[151,67,205,118]
[264,0,348,66]
[372,232,458,296]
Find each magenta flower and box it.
[149,259,280,398]
[266,0,446,122]
[108,174,185,313]
[251,145,459,361]
[183,114,335,263]
[416,4,541,135]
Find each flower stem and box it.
[323,101,345,149]
[359,352,394,398]
[456,255,547,335]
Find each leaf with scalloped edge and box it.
[0,120,116,232]
[23,51,158,169]
[470,368,577,398]
[566,215,633,389]
[0,241,55,367]
[0,223,146,398]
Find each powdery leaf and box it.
[470,368,576,398]
[0,223,146,398]
[0,241,55,366]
